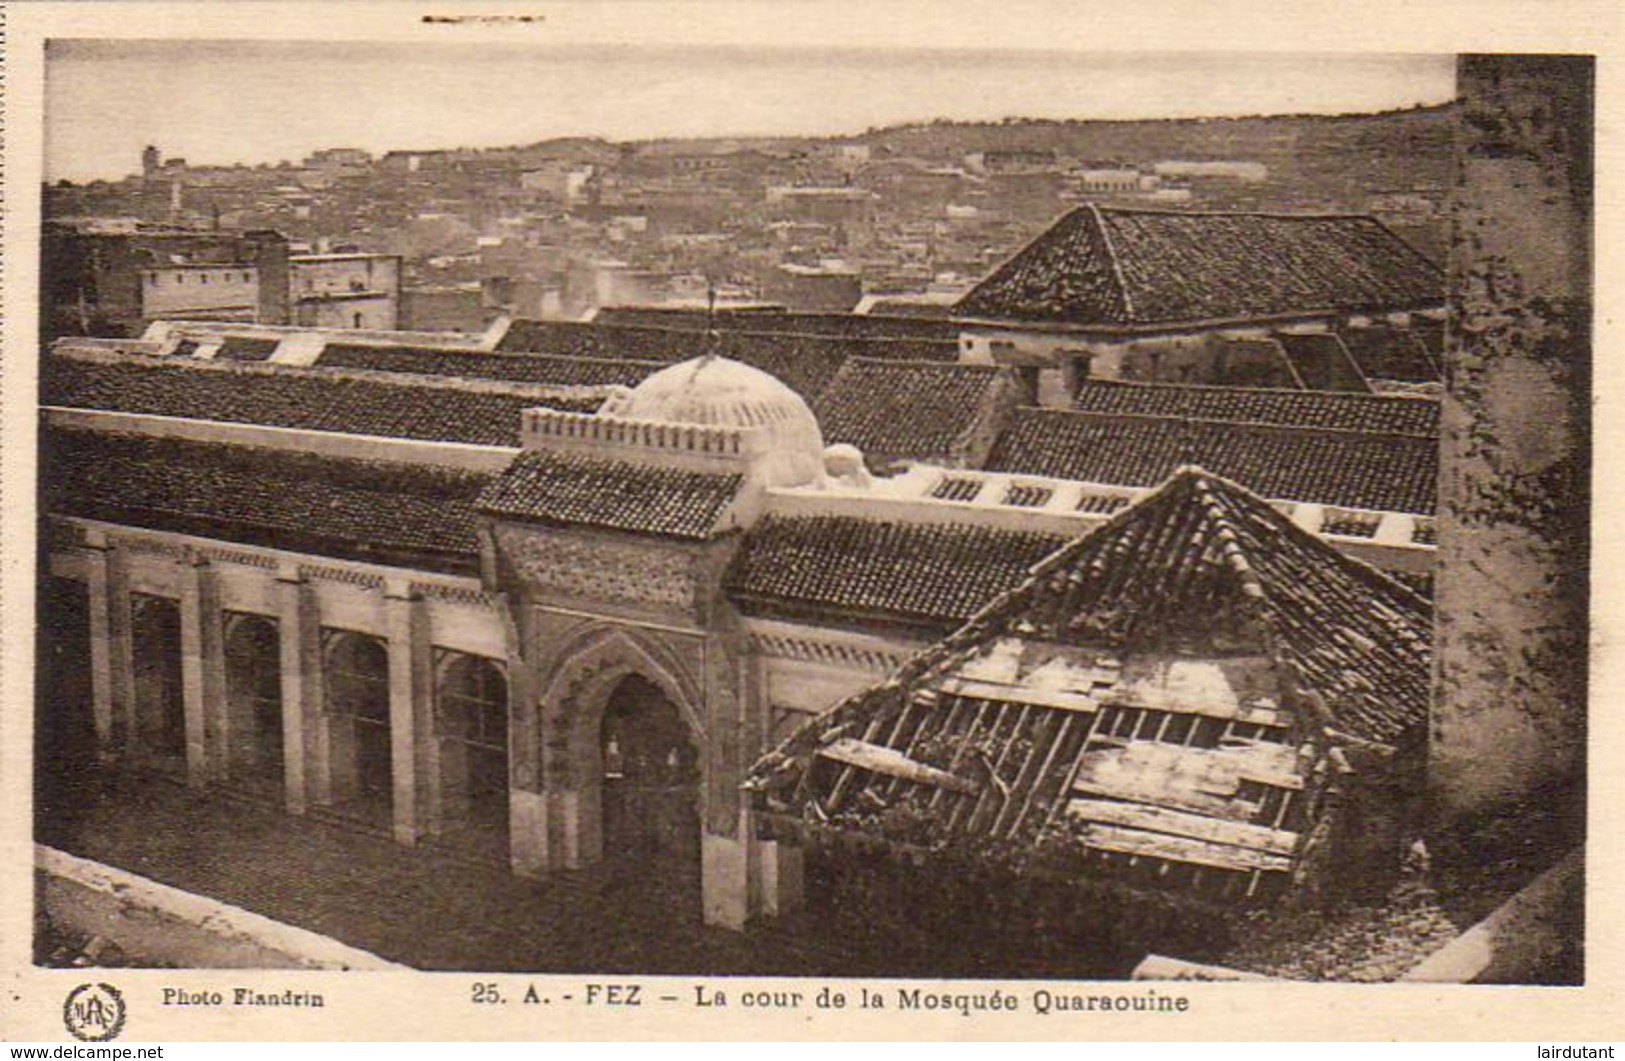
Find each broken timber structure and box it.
[747,468,1431,940]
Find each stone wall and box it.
[1432,56,1592,870]
[37,846,401,970]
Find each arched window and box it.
[436,653,507,752]
[324,631,389,723]
[436,652,509,819]
[224,613,282,785]
[131,594,185,767]
[323,630,391,802]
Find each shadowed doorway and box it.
[599,675,700,882]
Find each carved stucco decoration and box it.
[537,623,709,790]
[495,525,695,611]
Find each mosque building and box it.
[38,310,1438,931]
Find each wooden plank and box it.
[1066,798,1299,857]
[826,711,891,811]
[1074,743,1306,798]
[1080,823,1293,874]
[817,738,980,795]
[935,677,1104,714]
[1109,655,1284,726]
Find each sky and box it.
[44,41,1456,183]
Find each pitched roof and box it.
[594,306,960,342]
[495,319,960,401]
[1337,326,1440,383]
[315,343,664,388]
[726,515,1070,629]
[955,205,1444,329]
[44,348,567,447]
[747,470,1430,908]
[1071,379,1439,436]
[813,359,1019,467]
[988,408,1437,514]
[478,450,745,540]
[43,428,490,572]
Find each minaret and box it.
[142,145,160,180]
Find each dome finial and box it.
[703,278,722,363]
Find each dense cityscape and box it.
[44,105,1450,335]
[32,55,1586,992]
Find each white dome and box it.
[601,355,825,487]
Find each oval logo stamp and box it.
[63,982,126,1042]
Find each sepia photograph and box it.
[2,0,1611,1042]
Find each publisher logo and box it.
[63,982,126,1042]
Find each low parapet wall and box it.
[36,845,404,970]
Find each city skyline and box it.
[46,41,1455,182]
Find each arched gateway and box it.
[530,625,709,881]
[477,353,826,927]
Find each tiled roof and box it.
[495,319,960,401]
[1071,379,1439,436]
[813,359,1019,467]
[726,515,1070,628]
[989,408,1437,514]
[1273,333,1371,393]
[956,206,1444,329]
[594,306,960,342]
[747,471,1430,912]
[1018,469,1431,743]
[1337,326,1440,384]
[316,343,664,388]
[43,428,489,571]
[44,348,563,447]
[478,450,744,540]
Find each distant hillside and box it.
[625,104,1454,199]
[868,105,1453,199]
[505,106,1454,198]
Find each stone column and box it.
[702,809,760,931]
[1433,56,1592,869]
[700,632,804,929]
[383,579,426,846]
[501,595,549,877]
[410,592,442,839]
[178,554,224,788]
[748,641,804,919]
[105,542,137,756]
[81,531,117,757]
[758,839,806,919]
[275,563,317,815]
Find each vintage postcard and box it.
[1,0,1620,1043]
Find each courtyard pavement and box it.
[36,767,906,976]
